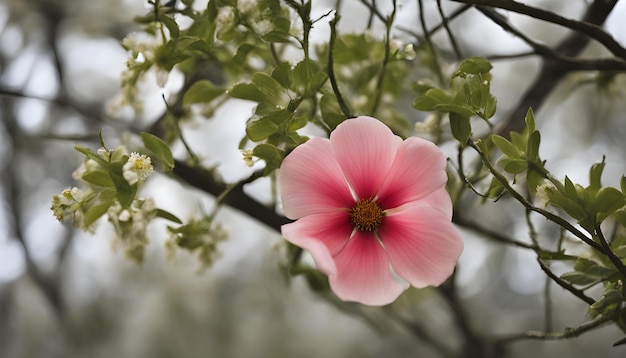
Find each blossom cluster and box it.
[51,145,156,259]
[108,198,156,262]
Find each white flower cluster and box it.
[108,198,156,261]
[216,6,236,35]
[414,113,441,138]
[123,152,154,185]
[165,217,228,271]
[51,187,84,222]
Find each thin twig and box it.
[476,7,626,71]
[453,215,536,250]
[436,0,462,59]
[370,0,396,116]
[595,226,626,279]
[496,314,611,345]
[384,307,456,358]
[537,259,595,305]
[172,160,290,232]
[417,0,445,85]
[328,13,354,118]
[452,0,626,59]
[467,140,605,254]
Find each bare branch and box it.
[452,0,626,59]
[171,160,290,232]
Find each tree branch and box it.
[452,0,625,59]
[171,160,290,232]
[495,313,611,345]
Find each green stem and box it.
[417,0,445,85]
[595,226,626,279]
[496,314,611,345]
[370,0,396,116]
[436,0,462,59]
[328,14,354,118]
[468,140,605,254]
[537,259,595,305]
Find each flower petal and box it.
[281,211,353,275]
[379,204,463,288]
[280,137,354,219]
[377,136,448,210]
[328,232,409,305]
[330,116,399,199]
[420,187,453,219]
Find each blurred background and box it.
[1,0,626,357]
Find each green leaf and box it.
[536,250,577,260]
[84,201,112,228]
[560,257,617,286]
[483,95,497,119]
[509,132,526,153]
[590,186,625,217]
[454,57,493,75]
[502,159,527,174]
[434,103,476,118]
[251,72,286,104]
[543,185,587,221]
[74,144,109,168]
[492,135,520,159]
[154,208,183,224]
[157,13,180,40]
[141,132,175,171]
[560,271,599,285]
[412,80,437,94]
[527,168,545,194]
[589,157,606,191]
[246,117,280,142]
[183,80,224,105]
[449,112,471,145]
[253,143,284,174]
[621,176,626,195]
[262,30,291,43]
[292,265,330,293]
[232,43,256,65]
[228,82,266,102]
[320,94,345,130]
[108,161,136,209]
[263,109,291,125]
[271,63,291,89]
[615,208,626,228]
[82,170,114,187]
[564,176,579,198]
[425,88,452,104]
[524,108,536,133]
[526,131,541,161]
[485,176,504,199]
[574,257,617,278]
[589,288,622,318]
[287,116,308,132]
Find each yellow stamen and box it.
[350,198,384,232]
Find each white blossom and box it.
[123,152,154,185]
[240,149,254,167]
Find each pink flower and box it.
[279,116,463,306]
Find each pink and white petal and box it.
[328,232,409,306]
[377,137,448,210]
[379,205,463,288]
[280,137,354,219]
[420,187,453,219]
[330,116,399,200]
[281,211,353,275]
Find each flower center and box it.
[350,198,384,232]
